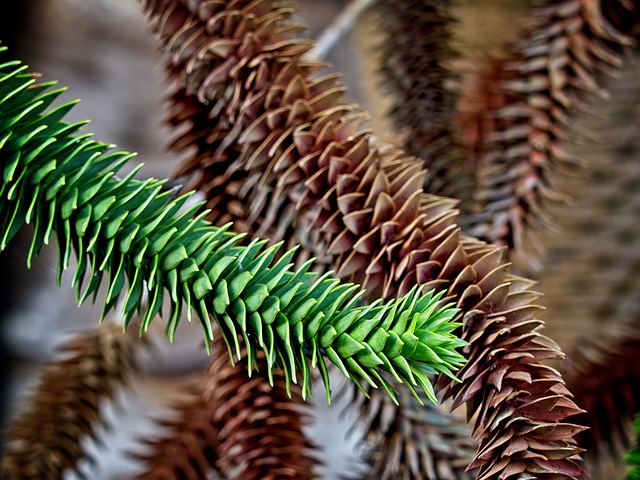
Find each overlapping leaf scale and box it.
[523,49,640,470]
[352,386,477,480]
[135,336,322,480]
[132,383,225,480]
[140,2,596,476]
[142,0,464,299]
[564,323,640,463]
[375,0,475,212]
[462,0,635,264]
[144,0,315,240]
[440,270,587,480]
[207,335,320,479]
[149,1,478,470]
[134,338,321,480]
[138,1,588,478]
[143,3,474,478]
[1,322,136,479]
[0,60,466,400]
[144,3,474,475]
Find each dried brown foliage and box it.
[538,51,640,467]
[138,1,588,479]
[132,382,224,479]
[353,388,476,480]
[564,324,640,462]
[461,0,636,264]
[375,0,474,209]
[1,323,136,479]
[134,335,319,480]
[205,337,320,480]
[457,1,640,468]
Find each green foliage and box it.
[0,52,466,404]
[627,415,640,480]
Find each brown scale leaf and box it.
[132,335,320,480]
[523,40,640,471]
[563,323,640,463]
[136,335,320,480]
[375,0,476,213]
[140,1,586,479]
[207,336,321,480]
[1,322,136,480]
[166,88,256,233]
[352,386,477,480]
[132,382,225,480]
[460,0,636,267]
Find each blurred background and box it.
[2,0,639,478]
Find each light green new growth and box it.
[0,52,466,404]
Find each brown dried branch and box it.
[133,334,319,480]
[352,387,477,480]
[132,378,225,480]
[564,323,640,463]
[549,49,640,466]
[545,52,640,466]
[375,0,475,211]
[1,322,136,479]
[140,1,586,479]
[206,336,320,480]
[359,3,482,476]
[462,0,635,265]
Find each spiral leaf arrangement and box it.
[526,47,640,467]
[139,1,587,479]
[464,0,636,260]
[142,0,464,298]
[143,2,477,478]
[5,0,640,478]
[1,322,136,479]
[134,340,320,480]
[564,324,640,461]
[135,337,321,480]
[0,52,467,405]
[132,382,226,480]
[208,335,320,479]
[352,386,477,480]
[374,0,474,211]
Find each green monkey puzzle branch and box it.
[0,52,466,404]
